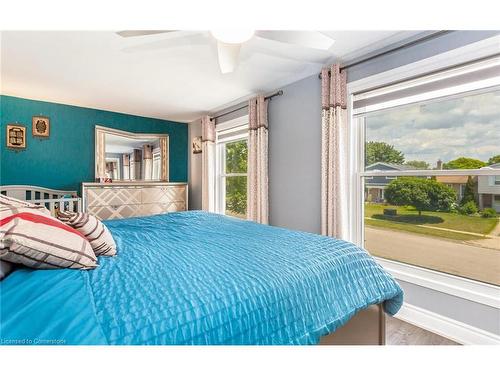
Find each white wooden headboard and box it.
[0,185,82,216]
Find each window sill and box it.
[375,257,500,309]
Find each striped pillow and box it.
[0,193,51,214]
[0,206,97,270]
[58,211,117,256]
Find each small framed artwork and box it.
[6,124,27,149]
[32,116,50,138]
[192,136,202,154]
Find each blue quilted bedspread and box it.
[1,211,403,345]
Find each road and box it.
[365,226,500,286]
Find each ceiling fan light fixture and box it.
[210,30,255,44]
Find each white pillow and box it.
[0,205,97,270]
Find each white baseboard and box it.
[394,303,500,345]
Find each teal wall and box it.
[0,95,188,192]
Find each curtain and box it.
[122,154,130,180]
[201,115,216,212]
[321,64,348,238]
[142,144,153,180]
[247,95,269,224]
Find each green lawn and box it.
[364,203,498,241]
[365,217,482,241]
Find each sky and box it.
[365,89,500,168]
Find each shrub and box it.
[458,201,478,215]
[481,208,497,218]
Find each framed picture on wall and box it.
[6,124,27,149]
[32,116,50,137]
[192,136,202,154]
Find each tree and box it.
[443,157,486,170]
[488,155,500,165]
[385,177,456,215]
[225,140,248,216]
[460,176,476,206]
[405,160,430,170]
[365,141,405,166]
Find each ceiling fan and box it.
[116,30,336,74]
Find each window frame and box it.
[347,35,500,308]
[215,115,249,217]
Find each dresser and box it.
[82,182,188,220]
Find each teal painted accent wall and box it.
[0,95,188,192]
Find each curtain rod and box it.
[318,30,453,79]
[210,90,283,121]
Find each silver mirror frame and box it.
[95,125,169,182]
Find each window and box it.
[216,118,249,218]
[353,58,500,287]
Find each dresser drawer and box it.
[82,183,188,219]
[85,187,141,206]
[141,186,187,204]
[87,204,143,220]
[139,202,186,216]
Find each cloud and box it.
[365,90,500,166]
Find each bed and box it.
[0,187,403,345]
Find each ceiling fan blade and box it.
[116,30,175,38]
[255,31,335,50]
[216,41,241,74]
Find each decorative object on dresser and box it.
[32,116,50,137]
[94,125,169,182]
[0,185,82,216]
[82,182,188,220]
[6,124,27,149]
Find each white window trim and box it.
[216,115,249,134]
[353,59,500,116]
[215,115,249,216]
[347,36,500,308]
[347,34,500,94]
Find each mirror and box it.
[95,126,169,181]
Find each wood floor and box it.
[386,316,459,345]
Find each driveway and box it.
[365,226,500,286]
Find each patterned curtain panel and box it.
[247,95,269,224]
[142,144,153,180]
[201,115,216,212]
[321,64,348,238]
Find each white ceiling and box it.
[0,31,423,123]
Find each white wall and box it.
[268,75,322,233]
